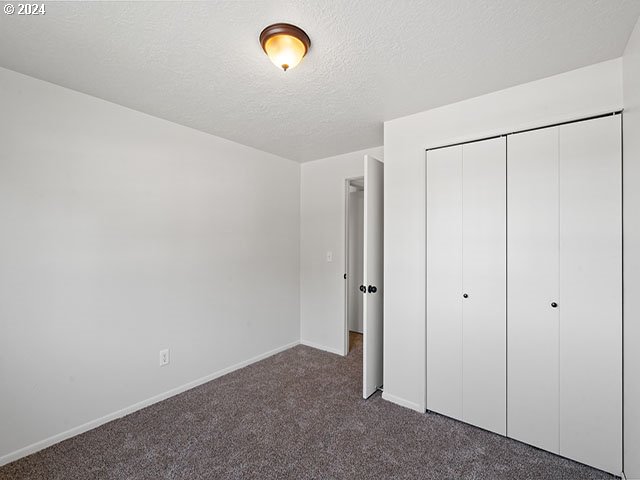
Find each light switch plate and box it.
[159,349,170,367]
[326,251,333,262]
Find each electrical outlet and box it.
[159,348,170,367]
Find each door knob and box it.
[359,285,366,293]
[551,302,558,308]
[368,285,377,293]
[463,293,468,299]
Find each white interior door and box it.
[426,145,463,420]
[558,115,622,474]
[363,155,384,399]
[461,137,506,435]
[507,127,560,452]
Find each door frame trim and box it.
[344,176,365,357]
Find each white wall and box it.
[0,67,300,463]
[383,58,623,413]
[347,189,364,334]
[623,17,640,480]
[300,147,383,356]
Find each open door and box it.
[363,155,383,399]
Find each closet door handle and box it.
[359,285,366,293]
[551,302,558,308]
[463,293,469,299]
[368,285,377,294]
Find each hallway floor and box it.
[0,339,615,479]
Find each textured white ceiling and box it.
[1,1,639,162]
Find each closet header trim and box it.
[425,110,622,153]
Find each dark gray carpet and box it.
[0,335,616,480]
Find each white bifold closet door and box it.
[507,115,622,474]
[426,144,463,420]
[507,126,560,453]
[427,136,506,435]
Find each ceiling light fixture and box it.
[260,23,310,72]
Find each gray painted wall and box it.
[0,67,300,461]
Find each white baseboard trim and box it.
[300,339,343,356]
[0,340,300,467]
[382,392,425,413]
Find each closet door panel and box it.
[426,145,463,420]
[462,137,506,435]
[507,127,560,452]
[558,115,622,474]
